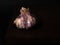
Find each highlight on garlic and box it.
[13,7,36,29]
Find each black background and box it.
[0,0,60,44]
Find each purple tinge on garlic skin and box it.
[13,7,36,29]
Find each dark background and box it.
[0,0,60,44]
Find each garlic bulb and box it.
[13,7,36,29]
